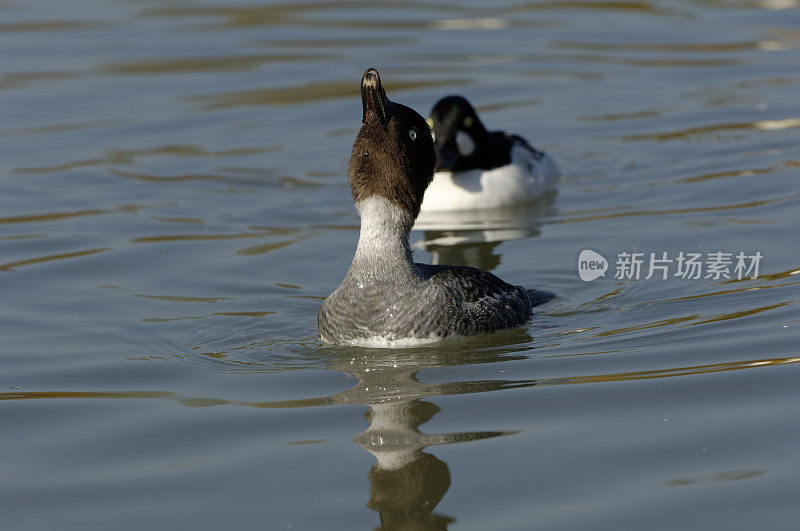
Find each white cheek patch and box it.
[455,130,476,157]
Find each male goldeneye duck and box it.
[418,95,561,212]
[317,69,553,348]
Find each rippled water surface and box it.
[2,1,799,529]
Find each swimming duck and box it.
[419,95,560,212]
[317,69,552,347]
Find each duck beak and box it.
[361,68,389,126]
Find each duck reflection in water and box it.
[326,329,539,529]
[413,194,556,271]
[359,401,455,530]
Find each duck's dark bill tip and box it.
[360,67,388,125]
[361,68,381,90]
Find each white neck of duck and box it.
[351,195,416,276]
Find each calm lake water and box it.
[2,1,799,529]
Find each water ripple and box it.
[2,355,797,407]
[0,247,111,272]
[192,77,470,109]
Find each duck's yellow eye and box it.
[425,117,433,129]
[463,116,473,128]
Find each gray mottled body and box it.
[318,197,532,346]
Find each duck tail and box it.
[527,289,555,308]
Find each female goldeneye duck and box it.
[418,95,561,213]
[317,69,553,348]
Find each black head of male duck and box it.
[428,95,515,172]
[348,68,436,219]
